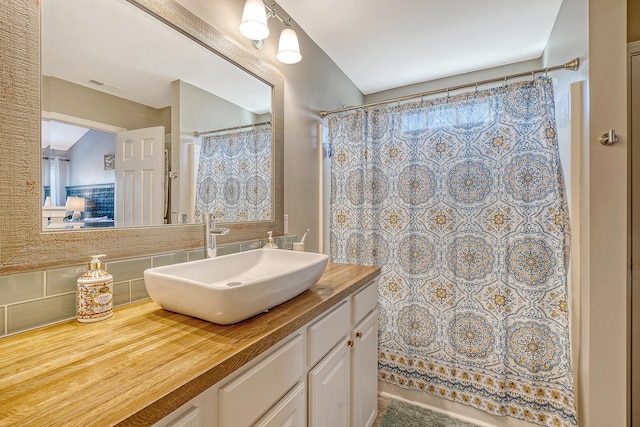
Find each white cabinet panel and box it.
[351,310,378,427]
[166,406,199,427]
[308,300,350,367]
[308,337,351,427]
[254,382,306,427]
[220,334,304,427]
[352,282,377,325]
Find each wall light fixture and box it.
[239,0,302,64]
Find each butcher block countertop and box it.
[0,262,380,426]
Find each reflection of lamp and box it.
[66,196,85,221]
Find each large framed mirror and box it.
[0,0,284,274]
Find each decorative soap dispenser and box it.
[263,231,278,249]
[77,254,113,323]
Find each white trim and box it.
[41,111,127,133]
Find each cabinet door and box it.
[352,310,378,427]
[308,337,351,427]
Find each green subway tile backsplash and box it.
[239,240,262,252]
[7,293,76,334]
[0,272,45,305]
[216,243,239,256]
[152,252,187,268]
[187,249,205,261]
[131,279,149,301]
[46,265,86,296]
[0,237,293,336]
[113,282,131,307]
[105,257,151,282]
[0,307,5,337]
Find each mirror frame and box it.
[0,0,284,274]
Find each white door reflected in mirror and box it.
[115,126,165,227]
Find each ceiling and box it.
[41,0,271,112]
[41,0,272,150]
[42,121,90,151]
[276,0,564,95]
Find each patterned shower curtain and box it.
[329,77,577,427]
[195,127,272,222]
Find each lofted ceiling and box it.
[276,0,564,95]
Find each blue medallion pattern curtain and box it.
[195,127,272,221]
[329,77,577,426]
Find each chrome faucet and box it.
[203,213,230,258]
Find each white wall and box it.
[541,0,590,423]
[587,0,628,425]
[68,130,116,186]
[545,0,629,425]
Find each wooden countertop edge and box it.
[118,263,381,426]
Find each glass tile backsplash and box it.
[0,236,298,337]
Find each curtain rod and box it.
[193,120,271,137]
[319,58,580,118]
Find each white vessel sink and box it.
[144,249,329,325]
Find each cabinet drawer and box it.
[352,281,377,325]
[308,300,350,367]
[220,334,304,427]
[253,382,305,427]
[166,407,199,427]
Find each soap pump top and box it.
[263,231,278,249]
[89,254,105,271]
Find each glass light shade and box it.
[239,0,270,40]
[276,28,301,64]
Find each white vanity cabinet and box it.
[307,281,379,427]
[308,336,352,426]
[351,309,378,427]
[153,334,305,427]
[154,280,378,427]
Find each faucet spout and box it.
[204,214,230,258]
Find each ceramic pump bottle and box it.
[77,254,113,323]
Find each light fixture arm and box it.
[263,2,291,27]
[253,1,293,49]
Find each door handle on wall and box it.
[599,129,618,146]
